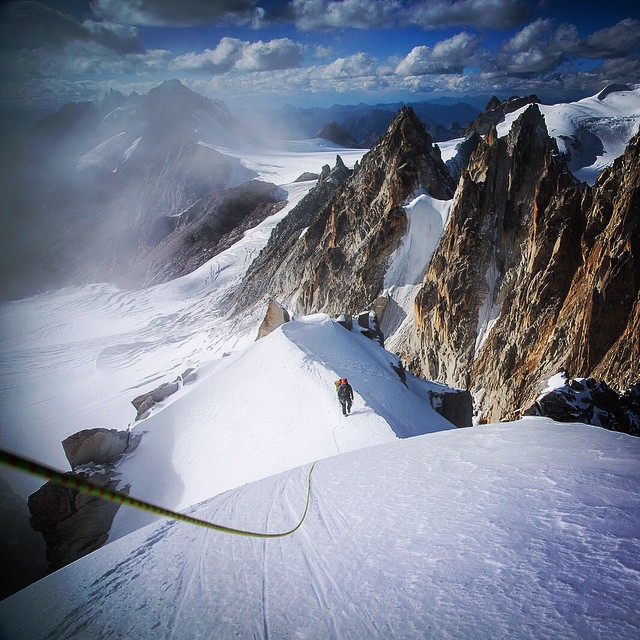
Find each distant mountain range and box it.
[254,99,481,145]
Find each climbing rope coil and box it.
[0,448,315,539]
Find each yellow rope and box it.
[0,448,314,538]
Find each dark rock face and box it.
[235,155,353,308]
[0,477,47,599]
[294,171,319,182]
[414,101,640,424]
[415,105,559,395]
[465,94,540,137]
[238,107,455,316]
[28,472,124,572]
[524,377,640,436]
[314,121,359,148]
[141,180,287,286]
[428,389,474,428]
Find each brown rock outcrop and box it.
[415,104,640,423]
[238,107,455,316]
[415,104,557,393]
[257,299,291,339]
[62,428,130,470]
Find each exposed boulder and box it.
[27,423,142,573]
[28,471,125,572]
[257,300,291,339]
[132,367,197,420]
[336,311,385,346]
[523,376,640,436]
[62,428,131,470]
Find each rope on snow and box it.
[0,448,315,539]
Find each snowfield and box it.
[2,95,640,636]
[497,85,640,184]
[1,419,638,639]
[108,314,455,541]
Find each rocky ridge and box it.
[238,107,455,315]
[240,94,638,427]
[414,104,640,423]
[140,180,287,286]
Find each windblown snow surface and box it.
[2,112,640,637]
[1,420,639,639]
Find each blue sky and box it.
[1,0,639,111]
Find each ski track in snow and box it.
[2,421,638,639]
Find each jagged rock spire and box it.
[237,106,456,315]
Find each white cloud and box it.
[171,37,303,74]
[396,33,481,76]
[289,0,400,30]
[504,18,555,52]
[321,53,378,78]
[287,0,531,31]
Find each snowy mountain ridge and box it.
[1,419,638,639]
[1,83,639,630]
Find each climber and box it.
[336,377,354,416]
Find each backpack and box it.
[337,383,350,400]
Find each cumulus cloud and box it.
[578,19,640,58]
[405,0,532,30]
[0,1,142,53]
[288,0,399,30]
[171,37,303,74]
[396,33,481,76]
[504,18,555,52]
[93,0,259,27]
[496,19,579,74]
[287,0,531,31]
[321,52,378,78]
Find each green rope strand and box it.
[0,448,315,539]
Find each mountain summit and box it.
[238,106,455,314]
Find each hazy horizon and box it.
[1,0,638,114]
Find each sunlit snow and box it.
[1,420,638,639]
[497,85,640,184]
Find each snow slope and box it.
[109,314,455,540]
[1,419,638,639]
[0,144,367,500]
[382,193,452,353]
[497,85,640,184]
